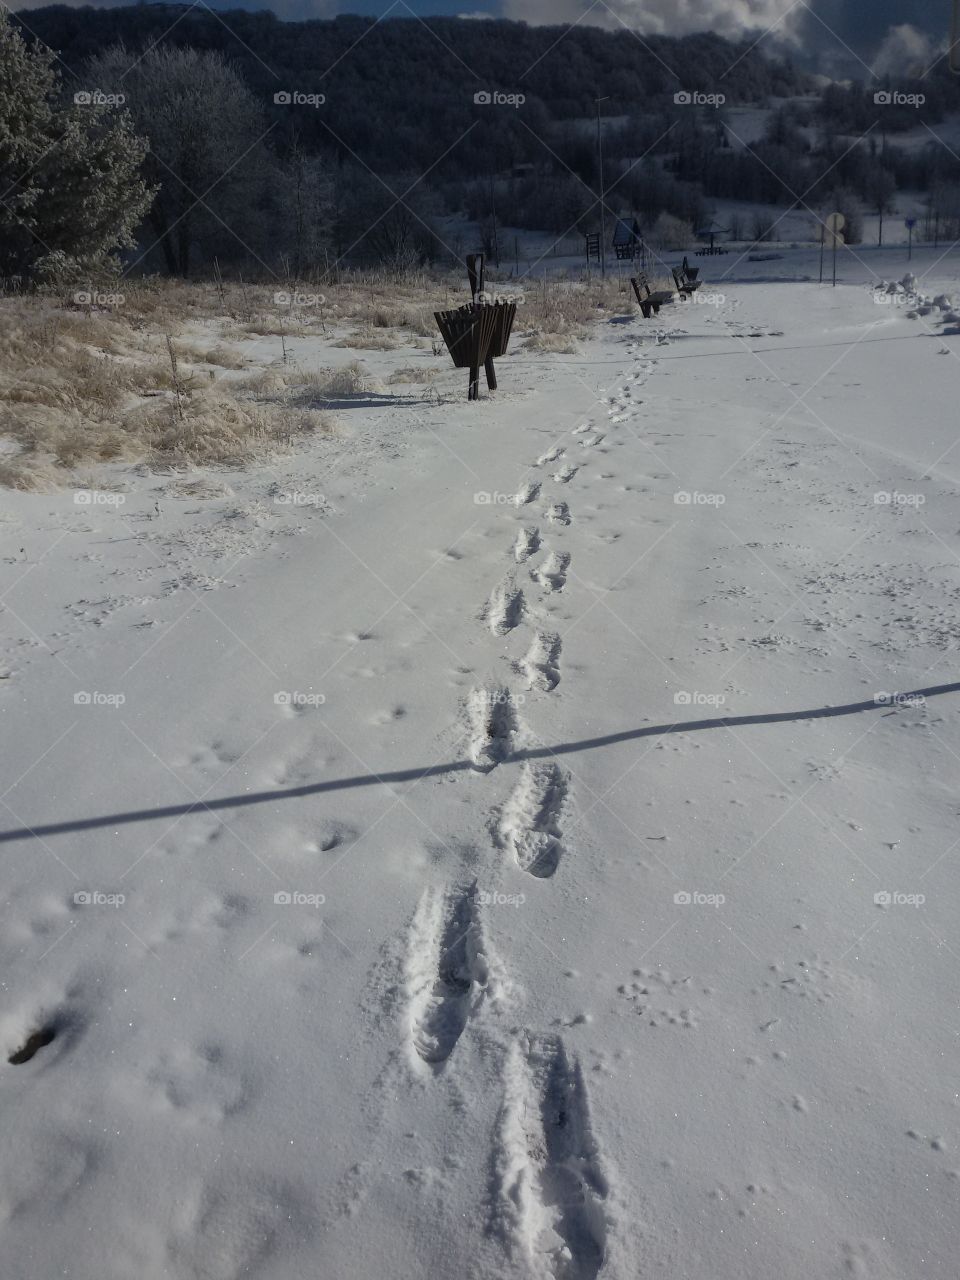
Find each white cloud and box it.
[500,0,804,44]
[871,23,942,77]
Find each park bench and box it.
[630,274,673,318]
[694,245,728,256]
[672,261,702,296]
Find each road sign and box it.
[904,218,917,229]
[826,211,846,236]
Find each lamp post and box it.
[596,95,609,278]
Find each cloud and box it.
[871,22,943,77]
[500,0,805,44]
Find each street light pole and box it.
[596,95,609,278]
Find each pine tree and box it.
[0,15,154,287]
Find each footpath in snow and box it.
[1,248,959,1279]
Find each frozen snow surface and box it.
[2,244,960,1278]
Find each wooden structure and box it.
[612,216,643,261]
[694,222,729,256]
[630,274,673,318]
[435,253,518,399]
[672,259,702,296]
[585,233,601,267]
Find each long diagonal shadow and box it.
[2,682,956,846]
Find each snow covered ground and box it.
[1,244,960,1278]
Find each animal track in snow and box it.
[520,633,562,692]
[545,503,571,527]
[467,687,518,771]
[533,551,570,593]
[495,1035,609,1279]
[553,465,579,484]
[515,481,541,506]
[406,885,496,1068]
[486,580,526,635]
[537,446,565,466]
[514,527,542,564]
[498,763,569,878]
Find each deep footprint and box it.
[486,580,525,635]
[534,551,570,593]
[408,887,486,1068]
[497,1035,609,1280]
[514,527,542,564]
[498,763,568,878]
[520,632,562,692]
[467,687,518,771]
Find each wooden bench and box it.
[631,274,673,318]
[672,262,702,296]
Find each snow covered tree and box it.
[86,44,278,276]
[0,14,153,287]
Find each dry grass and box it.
[0,268,625,488]
[387,365,439,385]
[0,297,330,484]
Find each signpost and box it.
[905,217,917,261]
[825,211,845,287]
